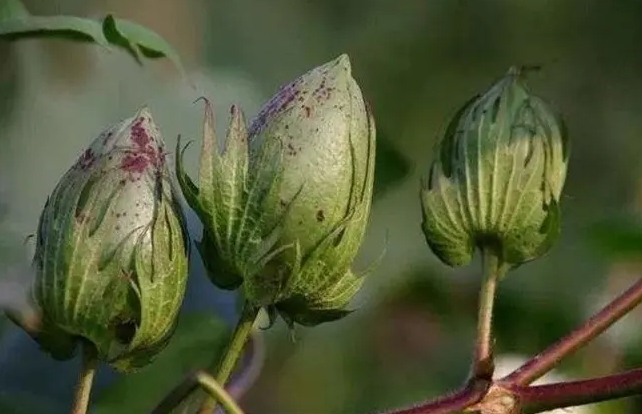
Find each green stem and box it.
[198,302,260,414]
[70,341,98,414]
[195,370,246,414]
[472,249,506,380]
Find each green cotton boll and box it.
[31,108,189,372]
[177,54,376,328]
[420,67,569,269]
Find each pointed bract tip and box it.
[135,106,154,120]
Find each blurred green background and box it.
[3,1,642,413]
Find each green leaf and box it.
[102,14,185,75]
[0,0,28,20]
[0,14,107,45]
[92,313,230,414]
[0,1,184,74]
[588,216,642,258]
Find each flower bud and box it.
[420,67,569,268]
[31,108,189,372]
[177,54,375,327]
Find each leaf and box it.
[102,14,185,75]
[588,216,642,258]
[0,1,184,74]
[0,15,108,45]
[0,0,28,21]
[92,313,231,414]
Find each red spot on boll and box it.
[121,154,149,174]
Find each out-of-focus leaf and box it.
[0,14,107,43]
[373,129,413,199]
[0,1,184,74]
[379,266,454,317]
[0,0,107,44]
[0,0,28,21]
[102,15,185,76]
[92,313,230,414]
[494,286,579,354]
[588,216,642,258]
[0,42,18,125]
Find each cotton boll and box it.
[0,44,268,410]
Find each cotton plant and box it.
[2,2,642,414]
[0,7,268,411]
[0,42,266,236]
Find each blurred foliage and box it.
[0,43,18,125]
[1,1,642,414]
[0,0,185,73]
[589,215,642,259]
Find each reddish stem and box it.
[380,379,489,414]
[376,276,642,414]
[513,367,642,413]
[500,277,642,386]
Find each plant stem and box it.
[501,276,642,386]
[150,333,261,414]
[378,367,642,414]
[150,371,200,414]
[377,276,642,414]
[511,367,642,413]
[198,302,259,414]
[70,341,98,414]
[381,378,490,414]
[472,249,505,380]
[195,370,246,414]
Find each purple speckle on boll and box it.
[77,149,95,171]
